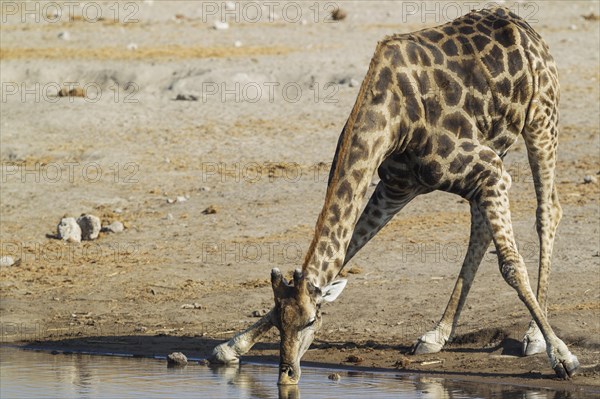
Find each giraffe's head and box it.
[270,267,346,385]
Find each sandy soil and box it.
[1,0,599,392]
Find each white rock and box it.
[583,175,597,184]
[176,196,187,203]
[57,217,82,243]
[234,40,242,48]
[77,214,101,240]
[166,213,174,220]
[0,256,15,267]
[103,221,124,233]
[127,42,138,51]
[58,31,70,40]
[349,78,360,87]
[213,20,229,30]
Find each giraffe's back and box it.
[378,7,558,159]
[372,7,559,195]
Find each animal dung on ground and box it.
[77,214,101,240]
[57,217,82,243]
[167,352,188,367]
[58,87,86,98]
[331,8,347,21]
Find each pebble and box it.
[167,352,188,367]
[349,78,360,87]
[0,256,15,267]
[113,208,123,214]
[583,175,597,184]
[225,1,236,11]
[57,217,82,243]
[198,359,210,366]
[58,31,70,40]
[175,94,198,101]
[202,205,217,214]
[77,214,101,240]
[328,373,341,381]
[234,40,242,48]
[176,196,188,203]
[127,42,138,51]
[166,213,174,220]
[181,303,203,309]
[102,221,124,233]
[213,20,229,30]
[251,309,268,317]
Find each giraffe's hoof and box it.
[522,321,546,356]
[412,331,446,355]
[209,343,240,364]
[553,354,579,379]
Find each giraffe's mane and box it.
[301,42,384,273]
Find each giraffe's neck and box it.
[303,46,397,288]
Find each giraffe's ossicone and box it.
[211,6,579,384]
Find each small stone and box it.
[166,213,174,220]
[331,8,347,21]
[198,359,210,366]
[77,214,101,240]
[176,196,188,203]
[102,221,124,233]
[199,187,211,192]
[529,369,542,376]
[167,198,175,204]
[234,40,242,48]
[345,355,364,363]
[251,309,268,317]
[225,1,236,11]
[393,356,411,369]
[57,217,82,243]
[167,352,188,367]
[127,42,138,51]
[113,208,123,214]
[181,303,203,309]
[583,175,597,184]
[58,31,70,40]
[0,256,15,267]
[569,24,578,30]
[175,94,198,101]
[202,205,217,214]
[213,20,229,30]
[328,373,341,381]
[349,78,359,87]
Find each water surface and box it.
[0,347,589,399]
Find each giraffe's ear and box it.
[320,279,347,303]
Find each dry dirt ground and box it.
[1,0,599,393]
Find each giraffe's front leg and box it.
[413,202,492,355]
[210,309,275,364]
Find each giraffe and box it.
[210,6,579,384]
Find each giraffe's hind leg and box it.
[478,164,577,378]
[413,202,492,354]
[522,110,562,356]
